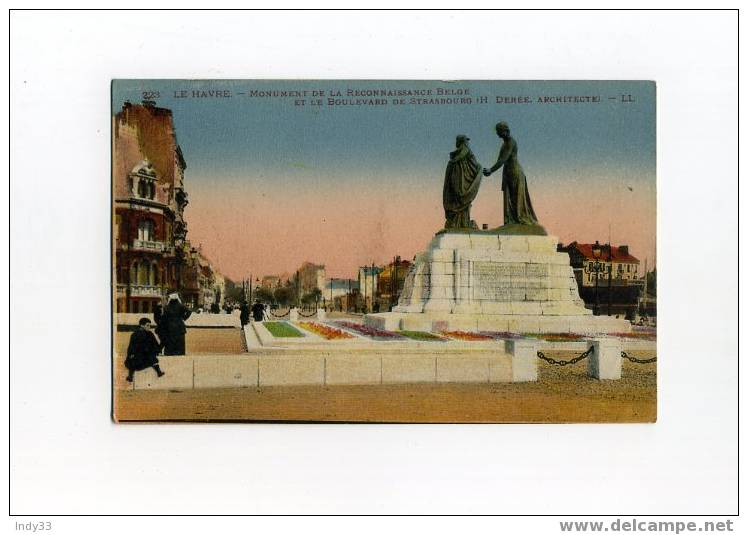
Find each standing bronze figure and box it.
[483,122,541,229]
[442,134,483,229]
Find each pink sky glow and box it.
[184,168,656,281]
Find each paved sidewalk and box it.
[114,349,657,423]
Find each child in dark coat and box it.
[125,318,165,382]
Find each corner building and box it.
[113,101,189,313]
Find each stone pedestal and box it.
[586,337,623,380]
[365,231,630,334]
[505,339,539,382]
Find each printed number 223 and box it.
[142,91,160,100]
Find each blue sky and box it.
[113,80,655,184]
[112,80,656,278]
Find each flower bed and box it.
[398,330,448,342]
[610,331,657,340]
[263,321,304,338]
[334,321,404,340]
[523,332,585,342]
[298,322,354,340]
[442,330,495,341]
[478,331,524,340]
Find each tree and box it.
[223,278,244,302]
[254,286,274,304]
[312,287,322,303]
[301,288,322,307]
[274,286,294,307]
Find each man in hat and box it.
[443,134,483,229]
[125,317,165,382]
[160,293,192,356]
[251,299,266,322]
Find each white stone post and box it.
[316,308,327,322]
[289,307,299,322]
[586,337,622,380]
[505,339,539,382]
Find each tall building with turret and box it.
[113,100,221,312]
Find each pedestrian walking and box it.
[239,300,250,326]
[125,318,165,382]
[251,299,265,322]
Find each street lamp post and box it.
[589,241,603,316]
[391,256,401,310]
[607,245,613,316]
[370,262,375,313]
[362,268,366,313]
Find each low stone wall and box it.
[365,312,630,334]
[122,351,521,391]
[116,336,639,390]
[116,312,241,328]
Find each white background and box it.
[6,7,740,527]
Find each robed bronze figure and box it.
[443,135,483,229]
[483,122,542,230]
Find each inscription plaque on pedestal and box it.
[473,262,512,300]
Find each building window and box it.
[137,178,156,200]
[130,261,138,284]
[138,219,155,242]
[139,262,149,286]
[115,214,121,244]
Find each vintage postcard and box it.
[112,80,656,423]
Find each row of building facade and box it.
[559,241,648,317]
[113,101,225,313]
[255,244,652,316]
[254,256,411,312]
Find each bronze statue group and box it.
[443,122,541,231]
[124,292,192,382]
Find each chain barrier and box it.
[621,351,657,364]
[536,346,593,366]
[268,308,290,319]
[536,347,656,366]
[297,309,318,318]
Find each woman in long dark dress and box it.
[483,122,539,226]
[125,318,165,382]
[161,294,192,356]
